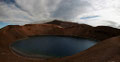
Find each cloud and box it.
[51,0,91,20]
[0,0,120,28]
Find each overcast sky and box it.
[0,0,120,28]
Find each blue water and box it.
[11,36,97,58]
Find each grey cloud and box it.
[51,0,91,20]
[0,0,120,29]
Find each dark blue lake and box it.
[11,36,97,58]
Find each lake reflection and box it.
[11,35,97,58]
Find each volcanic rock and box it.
[45,20,80,28]
[46,20,120,40]
[0,20,120,62]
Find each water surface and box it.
[11,35,97,58]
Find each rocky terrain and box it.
[0,20,120,62]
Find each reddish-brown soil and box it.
[0,20,120,62]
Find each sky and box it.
[0,21,11,28]
[0,0,120,29]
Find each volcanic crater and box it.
[0,20,120,62]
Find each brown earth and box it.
[0,20,120,62]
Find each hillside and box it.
[0,20,120,62]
